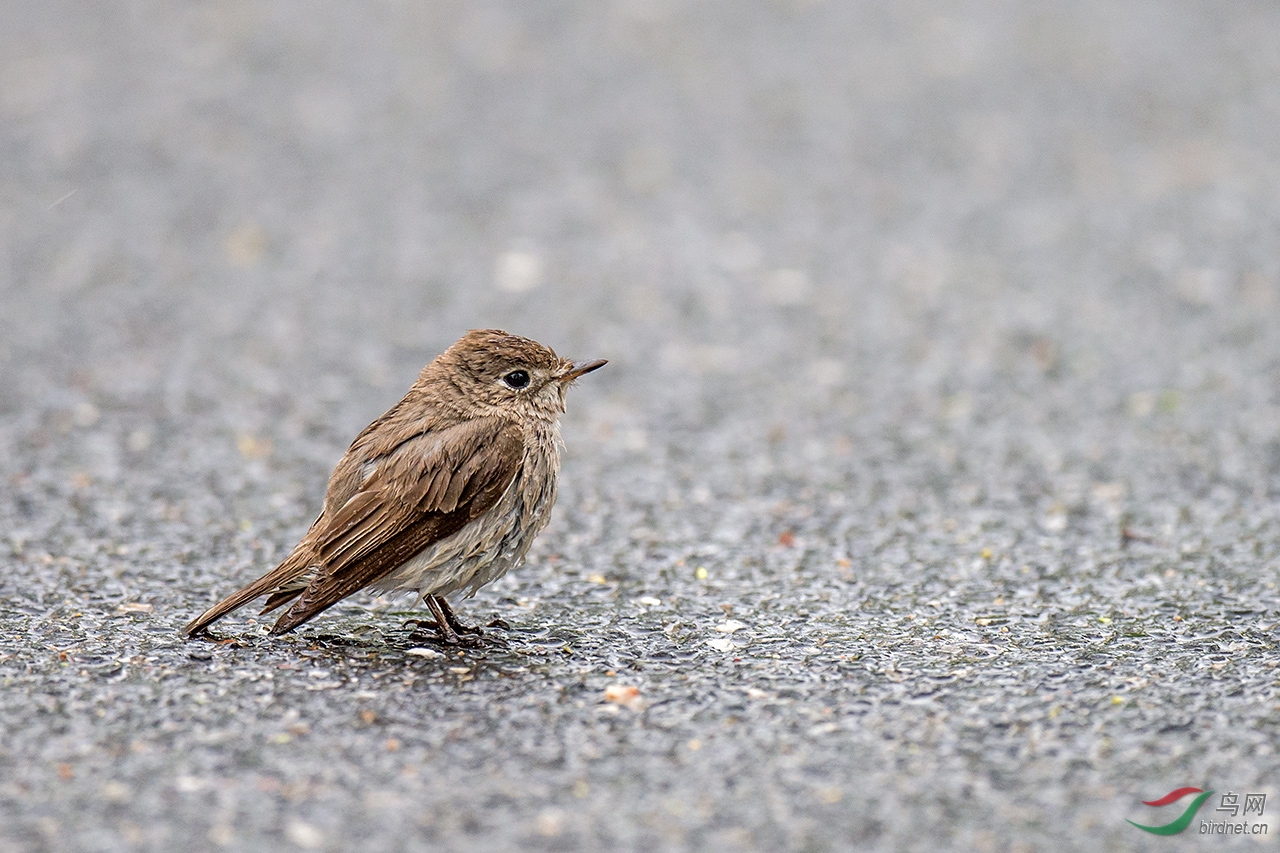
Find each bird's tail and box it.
[183,547,314,636]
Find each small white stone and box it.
[535,808,565,837]
[807,358,845,388]
[494,249,544,293]
[100,781,130,802]
[126,428,152,452]
[72,402,100,427]
[762,268,812,305]
[1041,508,1068,532]
[115,602,153,614]
[285,820,324,849]
[706,638,736,652]
[714,620,747,634]
[405,647,443,659]
[1127,391,1156,418]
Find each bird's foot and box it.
[404,621,482,647]
[431,596,483,636]
[421,597,498,647]
[403,618,442,641]
[445,628,488,648]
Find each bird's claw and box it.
[405,617,488,647]
[409,599,511,647]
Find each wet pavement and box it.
[2,2,1280,851]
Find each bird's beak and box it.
[558,359,608,382]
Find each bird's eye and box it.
[503,370,530,389]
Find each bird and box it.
[184,329,606,644]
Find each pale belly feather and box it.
[369,426,560,600]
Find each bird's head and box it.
[430,329,607,421]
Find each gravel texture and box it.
[3,2,1280,851]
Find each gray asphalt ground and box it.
[3,2,1280,851]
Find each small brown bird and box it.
[184,330,606,643]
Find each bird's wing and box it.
[183,417,523,637]
[268,417,524,634]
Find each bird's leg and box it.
[404,597,479,637]
[408,597,503,648]
[420,596,460,644]
[419,595,486,647]
[431,595,483,635]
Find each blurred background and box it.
[4,1,1280,509]
[3,2,1280,851]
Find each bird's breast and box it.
[370,421,562,597]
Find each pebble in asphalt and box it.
[2,2,1279,851]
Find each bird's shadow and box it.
[186,614,588,677]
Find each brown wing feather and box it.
[258,587,304,614]
[184,416,523,637]
[269,420,523,634]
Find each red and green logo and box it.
[1127,787,1214,835]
